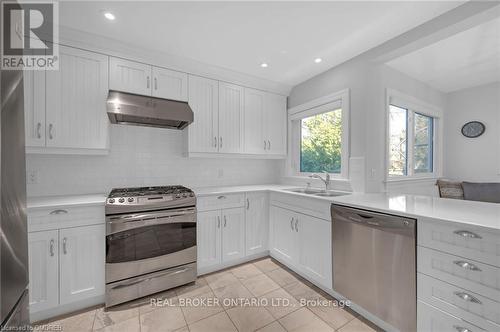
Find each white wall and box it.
[26,125,281,197]
[444,82,500,182]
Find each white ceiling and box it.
[386,17,500,93]
[59,1,463,86]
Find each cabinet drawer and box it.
[418,300,491,332]
[197,194,245,211]
[28,205,105,232]
[418,246,500,302]
[419,219,500,267]
[418,273,500,329]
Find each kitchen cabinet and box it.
[46,46,109,150]
[218,82,244,153]
[188,75,219,153]
[28,230,59,313]
[25,45,109,153]
[109,57,188,101]
[197,210,222,270]
[243,88,287,156]
[269,205,332,289]
[59,224,105,305]
[221,207,246,263]
[23,70,46,147]
[245,192,269,256]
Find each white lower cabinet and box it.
[245,192,269,256]
[269,205,332,290]
[197,207,245,272]
[28,230,59,313]
[59,225,105,305]
[28,224,105,318]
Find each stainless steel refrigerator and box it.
[0,67,30,328]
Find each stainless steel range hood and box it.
[106,91,194,130]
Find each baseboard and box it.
[197,251,269,275]
[30,295,105,323]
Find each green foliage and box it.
[300,110,342,173]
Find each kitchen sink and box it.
[314,192,346,197]
[285,188,349,197]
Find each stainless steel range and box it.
[105,186,197,307]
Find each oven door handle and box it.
[108,208,196,224]
[110,267,190,290]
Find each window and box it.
[388,101,436,178]
[300,108,342,174]
[288,89,349,179]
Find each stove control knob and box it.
[118,198,125,203]
[128,197,134,202]
[109,198,115,203]
[190,193,195,197]
[182,193,187,197]
[175,194,181,199]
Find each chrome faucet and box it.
[309,172,330,191]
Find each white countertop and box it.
[27,185,500,230]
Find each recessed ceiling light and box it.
[104,12,115,20]
[314,58,322,63]
[260,63,268,68]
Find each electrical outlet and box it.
[370,168,376,179]
[218,168,224,178]
[27,170,39,184]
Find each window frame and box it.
[385,89,442,181]
[287,89,350,180]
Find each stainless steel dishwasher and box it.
[331,204,416,332]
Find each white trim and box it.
[385,89,443,183]
[286,89,350,180]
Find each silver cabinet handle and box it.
[36,122,42,139]
[217,216,221,228]
[264,140,267,150]
[268,140,271,150]
[224,215,227,227]
[246,198,250,210]
[217,195,226,200]
[49,239,55,257]
[62,237,67,255]
[214,136,217,148]
[295,218,299,232]
[154,77,158,90]
[290,217,294,230]
[454,291,482,304]
[48,123,53,140]
[147,76,150,89]
[219,136,223,148]
[454,260,481,271]
[454,230,482,239]
[50,209,68,215]
[454,326,473,332]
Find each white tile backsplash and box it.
[26,125,281,197]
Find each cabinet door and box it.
[59,224,105,305]
[269,206,296,265]
[197,210,222,270]
[243,88,266,154]
[297,214,332,289]
[188,75,219,153]
[218,82,244,153]
[152,67,188,101]
[23,70,45,147]
[222,207,245,263]
[245,192,269,256]
[45,46,109,149]
[109,57,152,95]
[28,230,59,313]
[265,93,287,155]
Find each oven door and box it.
[106,207,196,283]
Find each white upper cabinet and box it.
[218,82,244,153]
[265,93,287,155]
[24,70,46,147]
[245,192,269,256]
[221,207,245,263]
[188,75,219,153]
[243,88,266,154]
[152,67,188,101]
[46,46,109,150]
[59,224,105,305]
[109,57,152,96]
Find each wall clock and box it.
[461,121,485,138]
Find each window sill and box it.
[385,176,438,184]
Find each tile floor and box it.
[34,258,382,332]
